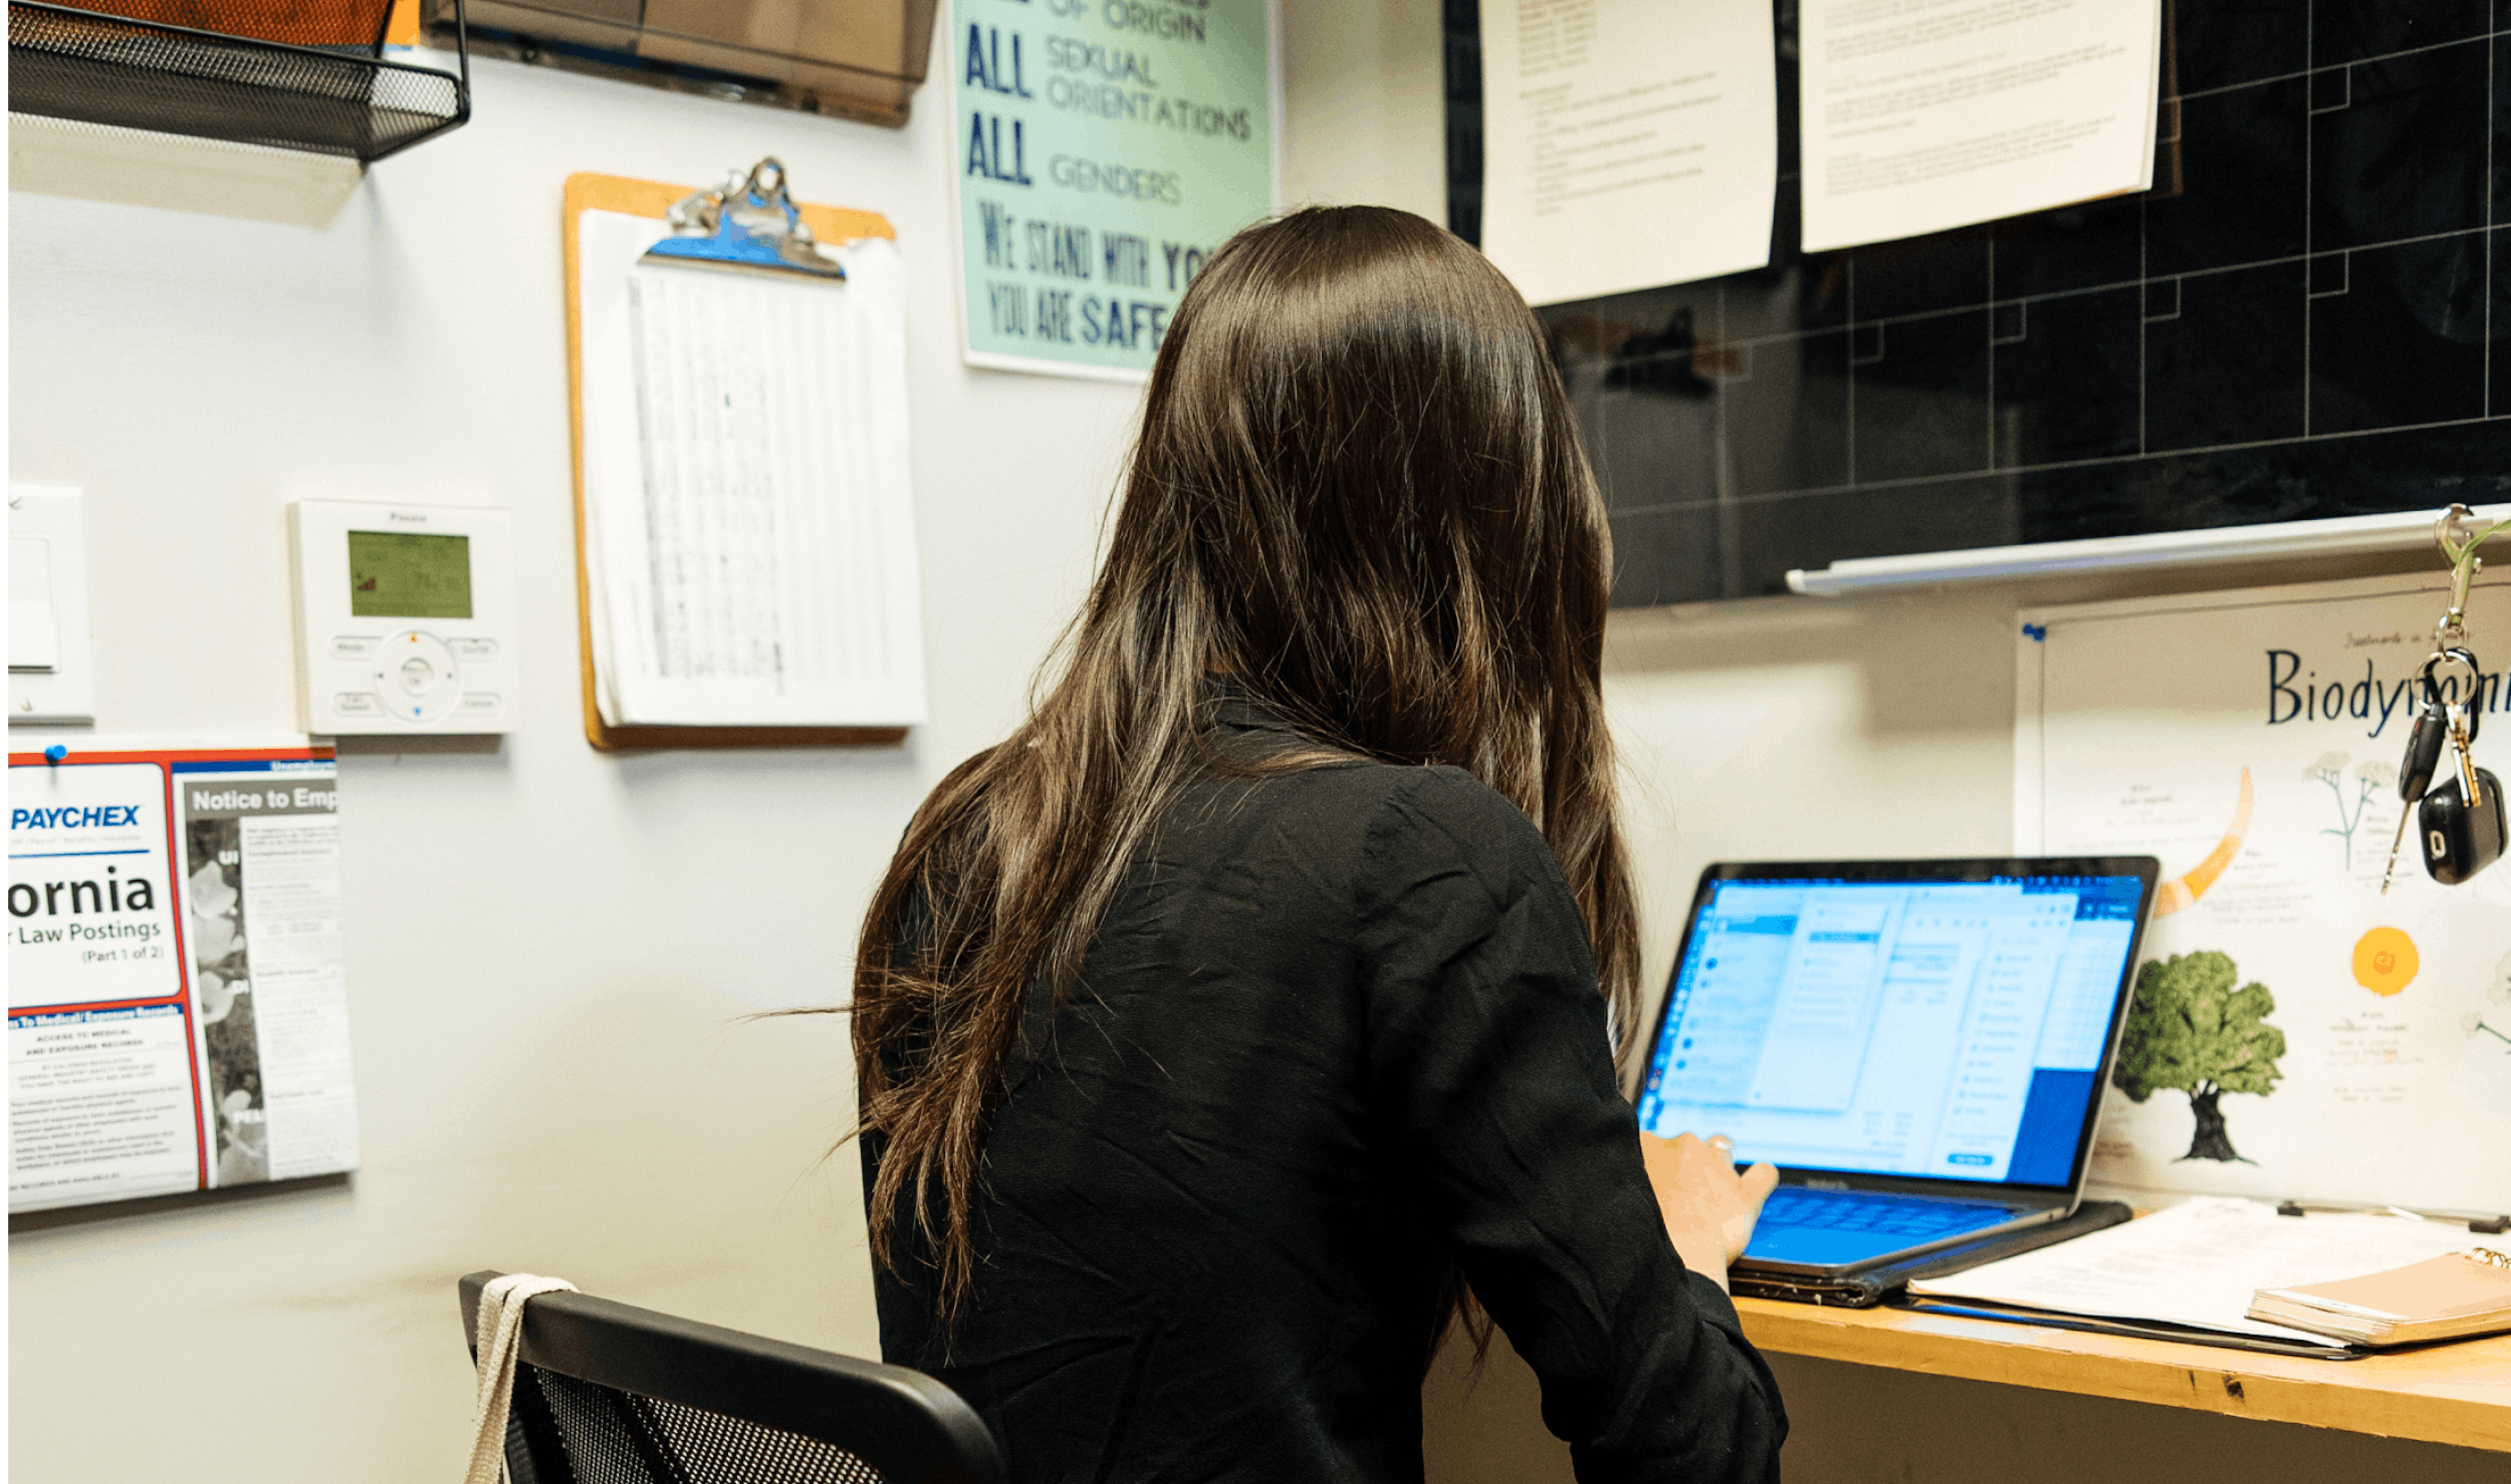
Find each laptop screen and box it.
[1634,863,2156,1190]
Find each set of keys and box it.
[2381,511,2505,892]
[2382,649,2503,890]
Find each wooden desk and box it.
[1735,1296,2511,1452]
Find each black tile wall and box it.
[1732,477,2024,585]
[1990,197,2143,299]
[1729,329,1850,496]
[1503,0,2511,604]
[1851,229,1991,321]
[2311,41,2488,250]
[1853,310,1994,483]
[2314,0,2490,67]
[2145,75,2309,275]
[1993,287,2144,467]
[2495,29,2511,224]
[2145,260,2310,450]
[2172,0,2308,93]
[2492,229,2511,415]
[1605,505,1727,609]
[2310,235,2490,434]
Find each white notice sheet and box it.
[1480,0,1777,305]
[1800,0,2162,252]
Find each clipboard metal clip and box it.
[645,158,846,283]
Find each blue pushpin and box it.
[43,745,67,763]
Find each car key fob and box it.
[2399,701,2451,801]
[2420,767,2505,886]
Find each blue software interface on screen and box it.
[1634,876,2144,1187]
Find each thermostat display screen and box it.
[347,531,472,619]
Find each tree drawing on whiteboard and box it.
[2111,951,2287,1163]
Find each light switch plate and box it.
[9,486,97,726]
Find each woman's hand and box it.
[1639,1132,1779,1293]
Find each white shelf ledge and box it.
[8,112,362,229]
[1785,503,2510,596]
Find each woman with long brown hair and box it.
[853,205,1785,1481]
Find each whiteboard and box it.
[2016,573,2511,1211]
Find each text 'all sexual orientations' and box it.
[954,0,1273,378]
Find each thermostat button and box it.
[450,637,498,660]
[374,630,460,722]
[330,635,379,660]
[333,692,381,716]
[456,692,502,715]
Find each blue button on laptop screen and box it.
[1635,875,2145,1188]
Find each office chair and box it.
[458,1271,1006,1484]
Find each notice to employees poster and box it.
[2016,575,2511,1213]
[9,739,358,1213]
[951,0,1277,380]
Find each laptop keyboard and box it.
[1758,1185,2011,1238]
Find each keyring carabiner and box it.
[2416,647,2484,744]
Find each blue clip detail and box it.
[2021,623,2048,643]
[43,744,69,763]
[643,158,847,283]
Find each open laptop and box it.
[1633,857,2161,1302]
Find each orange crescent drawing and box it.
[2152,766,2252,917]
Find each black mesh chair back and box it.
[459,1271,1006,1484]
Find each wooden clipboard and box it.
[562,171,907,752]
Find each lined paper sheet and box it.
[1480,0,1777,303]
[1800,0,2162,252]
[577,210,925,728]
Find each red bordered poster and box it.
[9,739,356,1213]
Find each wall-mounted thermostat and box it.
[287,500,517,734]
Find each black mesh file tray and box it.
[9,0,470,163]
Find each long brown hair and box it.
[852,205,1639,1319]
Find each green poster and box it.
[951,0,1277,380]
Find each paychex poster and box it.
[951,0,1277,379]
[2017,574,2511,1212]
[9,739,357,1213]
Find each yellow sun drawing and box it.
[2351,926,2419,997]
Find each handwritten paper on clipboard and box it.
[564,173,927,748]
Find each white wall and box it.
[8,42,1144,1483]
[1277,0,1445,218]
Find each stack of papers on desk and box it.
[1908,1196,2492,1345]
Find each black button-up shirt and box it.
[866,700,1786,1483]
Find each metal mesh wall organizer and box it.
[9,0,469,162]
